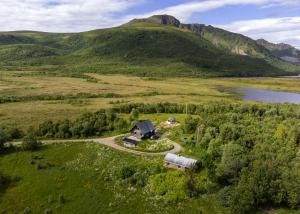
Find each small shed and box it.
[180,137,189,143]
[167,117,176,124]
[130,120,156,139]
[122,138,139,148]
[164,153,198,170]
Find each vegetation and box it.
[2,72,300,130]
[34,110,129,139]
[177,104,300,213]
[22,134,39,151]
[257,39,300,64]
[117,137,174,153]
[0,15,299,78]
[0,143,226,213]
[0,101,300,213]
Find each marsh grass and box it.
[0,72,299,130]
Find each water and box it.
[238,88,300,104]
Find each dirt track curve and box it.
[10,136,182,156]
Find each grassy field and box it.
[0,142,227,214]
[0,71,299,130]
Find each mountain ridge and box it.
[257,38,300,64]
[0,14,299,77]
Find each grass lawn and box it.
[0,142,227,214]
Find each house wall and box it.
[131,128,143,139]
[164,162,187,171]
[123,142,136,148]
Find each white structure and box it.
[164,153,198,170]
[167,117,176,125]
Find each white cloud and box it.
[0,0,142,32]
[217,17,300,48]
[122,0,300,23]
[0,0,299,32]
[0,0,299,49]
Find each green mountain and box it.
[0,15,299,77]
[257,39,300,64]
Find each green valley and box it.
[0,15,299,77]
[0,14,300,214]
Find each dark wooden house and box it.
[130,120,156,139]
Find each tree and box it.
[182,115,198,134]
[56,120,71,138]
[114,118,128,132]
[130,108,139,121]
[0,129,9,152]
[7,128,23,139]
[186,169,198,197]
[22,134,39,151]
[216,142,248,183]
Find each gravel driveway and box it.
[10,135,182,156]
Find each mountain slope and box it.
[0,15,299,77]
[257,39,300,64]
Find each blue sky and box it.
[1,0,300,48]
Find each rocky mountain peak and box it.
[150,15,181,27]
[127,14,181,27]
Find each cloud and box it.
[0,0,142,32]
[122,0,300,23]
[0,0,299,49]
[217,17,300,48]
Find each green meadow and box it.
[0,142,226,214]
[1,71,299,130]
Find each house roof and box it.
[164,153,197,168]
[131,120,155,136]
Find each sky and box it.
[1,0,300,49]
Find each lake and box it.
[238,88,300,104]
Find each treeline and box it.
[113,102,300,119]
[35,110,129,139]
[0,93,123,104]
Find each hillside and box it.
[257,39,300,64]
[0,15,299,77]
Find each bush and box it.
[0,173,9,191]
[120,166,135,179]
[149,171,187,203]
[22,135,39,151]
[0,129,9,151]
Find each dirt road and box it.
[10,136,182,156]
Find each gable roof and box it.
[164,153,197,168]
[131,120,155,136]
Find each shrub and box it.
[149,171,187,203]
[120,166,135,179]
[0,173,9,191]
[0,129,9,151]
[22,135,39,151]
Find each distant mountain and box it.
[0,15,299,77]
[257,39,300,64]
